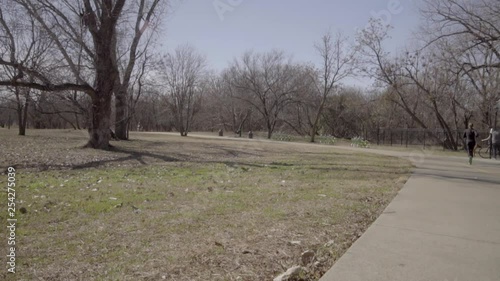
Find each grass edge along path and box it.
[0,129,412,280]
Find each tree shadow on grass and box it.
[309,166,409,175]
[70,147,181,170]
[202,146,262,158]
[413,170,500,187]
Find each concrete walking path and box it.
[320,148,500,281]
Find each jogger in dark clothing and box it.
[463,123,478,165]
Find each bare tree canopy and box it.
[309,31,357,142]
[114,0,165,140]
[227,50,307,139]
[422,0,500,71]
[0,0,166,149]
[0,0,498,150]
[159,44,207,137]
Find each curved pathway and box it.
[320,148,500,281]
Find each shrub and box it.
[351,137,370,148]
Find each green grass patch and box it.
[0,129,412,281]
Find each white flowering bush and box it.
[317,136,336,145]
[272,133,295,142]
[351,137,370,148]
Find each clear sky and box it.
[160,0,421,87]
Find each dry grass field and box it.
[0,129,412,280]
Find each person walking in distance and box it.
[482,127,500,159]
[463,123,478,165]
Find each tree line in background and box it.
[1,0,499,150]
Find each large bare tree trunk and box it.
[113,0,161,140]
[21,95,29,135]
[15,87,29,136]
[16,90,24,136]
[310,100,326,143]
[87,94,112,149]
[17,105,24,136]
[85,17,120,149]
[115,90,128,139]
[87,59,116,149]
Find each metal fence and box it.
[362,128,490,150]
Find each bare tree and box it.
[280,69,318,137]
[322,87,373,138]
[309,31,356,142]
[357,19,463,149]
[220,71,253,135]
[133,87,172,132]
[228,50,304,139]
[114,0,164,140]
[421,0,500,130]
[356,19,430,130]
[159,45,207,136]
[422,0,500,71]
[400,50,462,149]
[433,37,500,129]
[0,0,165,149]
[197,71,253,134]
[0,3,50,135]
[0,93,15,128]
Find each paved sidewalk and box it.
[320,149,500,281]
